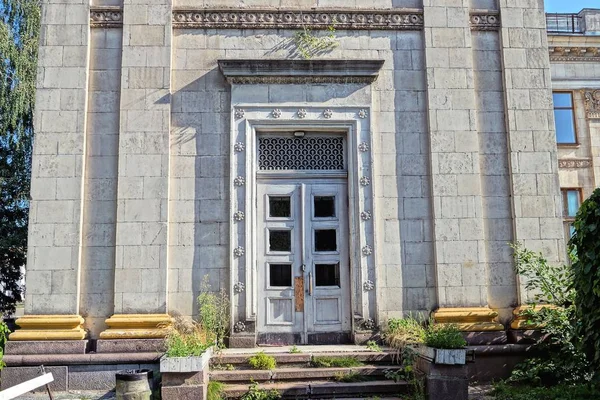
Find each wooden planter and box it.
[160,348,213,400]
[414,346,468,400]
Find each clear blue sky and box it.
[545,0,600,13]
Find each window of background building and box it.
[553,92,577,144]
[561,188,582,239]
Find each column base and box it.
[433,307,505,332]
[510,305,557,330]
[99,314,172,339]
[8,315,86,341]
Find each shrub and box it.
[570,187,600,372]
[310,356,363,368]
[248,352,276,370]
[165,317,212,358]
[197,277,230,349]
[386,317,425,349]
[493,381,600,400]
[423,323,466,349]
[366,340,381,352]
[0,321,9,369]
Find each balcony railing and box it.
[546,13,583,34]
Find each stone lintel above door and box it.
[218,59,385,85]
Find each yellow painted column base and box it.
[99,314,172,339]
[9,315,87,341]
[433,307,505,332]
[510,305,558,330]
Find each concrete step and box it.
[222,380,409,399]
[211,366,401,383]
[210,350,396,368]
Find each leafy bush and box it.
[0,321,9,369]
[310,356,363,368]
[423,323,466,349]
[240,382,280,400]
[207,381,225,400]
[366,340,382,352]
[509,243,591,384]
[165,317,212,358]
[248,352,276,370]
[197,277,230,349]
[386,317,425,349]
[570,188,600,372]
[289,345,301,354]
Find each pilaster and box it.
[423,1,489,307]
[498,0,566,303]
[113,0,172,313]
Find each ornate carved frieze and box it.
[583,90,600,119]
[550,47,600,62]
[469,11,500,31]
[90,7,123,28]
[173,9,424,30]
[558,159,592,169]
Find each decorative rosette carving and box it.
[323,109,333,119]
[272,109,282,118]
[90,7,123,28]
[360,177,370,186]
[363,280,375,291]
[233,246,245,257]
[234,282,245,293]
[358,109,368,119]
[234,321,246,333]
[233,211,245,221]
[235,109,245,119]
[469,12,500,30]
[297,109,307,119]
[358,142,369,152]
[361,211,372,221]
[234,176,245,186]
[362,245,373,256]
[234,142,245,152]
[363,318,376,330]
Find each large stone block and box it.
[0,366,68,392]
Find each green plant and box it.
[197,277,230,349]
[509,243,591,385]
[570,188,600,373]
[240,381,281,400]
[423,323,466,349]
[383,347,425,400]
[385,317,425,349]
[492,381,600,400]
[213,363,235,371]
[164,318,212,358]
[310,356,363,368]
[366,340,382,352]
[248,352,277,370]
[0,321,9,369]
[293,23,338,59]
[333,371,367,383]
[207,381,225,400]
[289,345,301,354]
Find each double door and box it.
[257,180,350,343]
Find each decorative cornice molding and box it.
[549,46,600,62]
[218,59,384,85]
[172,8,424,30]
[558,159,592,169]
[470,11,500,31]
[90,7,123,28]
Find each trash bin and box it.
[115,369,153,400]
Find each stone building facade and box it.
[9,0,570,349]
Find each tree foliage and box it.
[570,187,600,373]
[0,0,40,315]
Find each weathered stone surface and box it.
[0,366,68,392]
[161,384,206,400]
[96,339,166,353]
[4,340,89,355]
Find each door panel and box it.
[257,180,350,342]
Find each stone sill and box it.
[160,348,213,373]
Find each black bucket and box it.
[115,369,153,400]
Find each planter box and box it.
[160,347,213,373]
[160,348,213,400]
[414,346,466,365]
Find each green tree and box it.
[570,188,600,375]
[0,0,40,315]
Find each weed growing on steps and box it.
[241,381,281,400]
[310,356,363,368]
[207,381,225,400]
[366,340,382,352]
[289,345,301,354]
[333,371,368,383]
[248,352,277,370]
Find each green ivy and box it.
[570,187,600,374]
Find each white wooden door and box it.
[257,180,350,343]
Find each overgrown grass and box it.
[164,317,212,358]
[289,345,301,354]
[248,352,277,370]
[493,381,600,400]
[423,323,466,349]
[240,381,281,400]
[386,317,425,349]
[366,340,382,352]
[333,371,367,383]
[310,356,363,368]
[207,381,225,400]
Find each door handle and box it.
[308,272,313,296]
